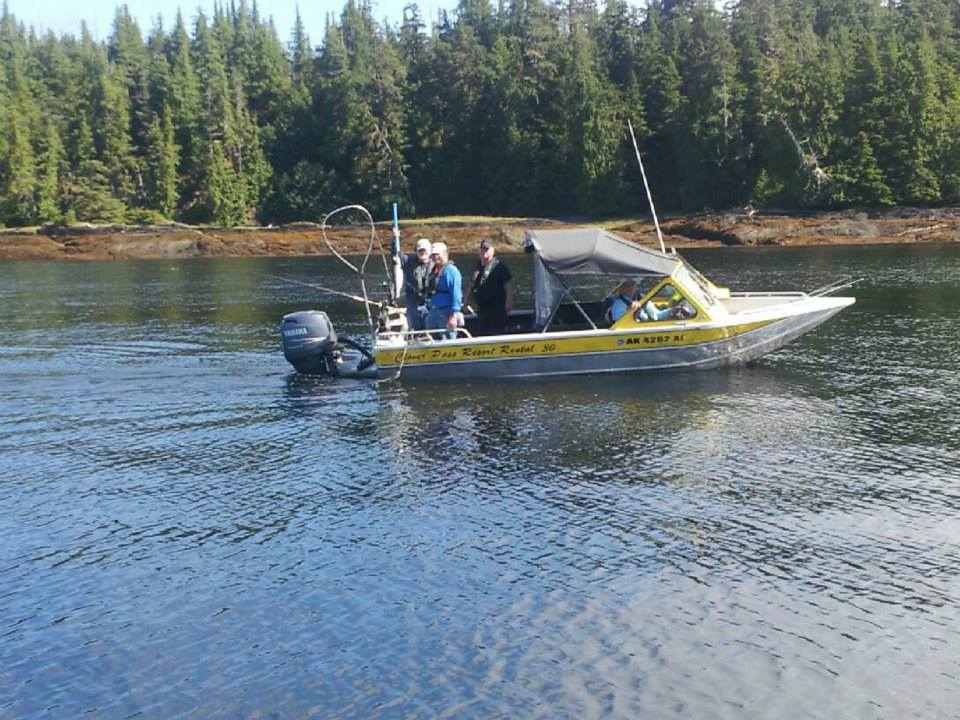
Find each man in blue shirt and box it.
[426,242,463,340]
[608,279,641,323]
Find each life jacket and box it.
[427,263,441,299]
[601,295,616,324]
[403,257,433,304]
[604,294,635,324]
[471,257,503,308]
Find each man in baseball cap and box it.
[469,238,512,335]
[426,242,463,339]
[396,237,435,331]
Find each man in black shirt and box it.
[469,239,513,336]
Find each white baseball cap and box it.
[430,242,448,256]
[415,238,431,253]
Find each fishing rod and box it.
[274,275,383,307]
[628,119,667,254]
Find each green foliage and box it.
[143,105,179,216]
[68,160,128,222]
[749,169,782,209]
[37,120,65,222]
[829,133,894,206]
[1,0,960,228]
[125,207,171,224]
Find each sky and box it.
[6,0,443,43]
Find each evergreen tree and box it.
[884,13,942,203]
[144,104,179,217]
[0,114,38,225]
[166,10,202,218]
[315,4,410,214]
[4,0,960,225]
[37,119,65,221]
[245,7,292,125]
[192,11,254,222]
[829,132,893,206]
[637,1,682,209]
[93,57,137,206]
[0,4,40,224]
[471,33,527,213]
[552,22,626,213]
[673,0,743,208]
[108,7,150,162]
[289,8,313,93]
[498,0,564,213]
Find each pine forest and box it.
[1,0,959,227]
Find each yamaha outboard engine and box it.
[281,310,339,375]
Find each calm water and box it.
[2,245,960,719]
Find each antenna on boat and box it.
[628,119,666,254]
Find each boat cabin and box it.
[457,228,727,337]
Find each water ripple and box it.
[3,248,960,718]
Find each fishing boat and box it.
[280,221,856,381]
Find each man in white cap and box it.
[396,237,434,331]
[426,242,463,340]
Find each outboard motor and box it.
[281,310,339,375]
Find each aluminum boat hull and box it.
[372,296,852,380]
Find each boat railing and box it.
[809,277,862,296]
[727,291,808,298]
[377,327,475,345]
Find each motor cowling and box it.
[281,310,339,375]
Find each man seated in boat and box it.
[606,281,697,324]
[637,286,697,322]
[606,280,643,323]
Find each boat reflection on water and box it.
[278,362,868,607]
[374,368,817,471]
[281,364,836,490]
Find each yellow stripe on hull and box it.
[375,319,775,369]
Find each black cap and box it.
[479,239,492,251]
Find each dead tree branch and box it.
[777,113,830,190]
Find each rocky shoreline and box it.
[1,208,957,261]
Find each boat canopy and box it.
[527,228,681,277]
[526,228,683,330]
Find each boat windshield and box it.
[634,283,699,322]
[676,261,717,308]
